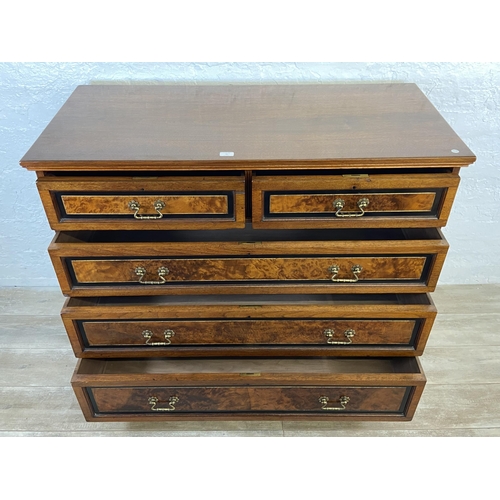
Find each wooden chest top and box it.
[19,84,475,170]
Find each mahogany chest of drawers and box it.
[20,83,475,421]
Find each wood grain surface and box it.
[81,319,416,346]
[269,192,437,214]
[89,386,408,413]
[61,194,229,215]
[20,84,476,169]
[70,256,427,283]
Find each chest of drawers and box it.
[20,83,475,422]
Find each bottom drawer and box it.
[72,357,426,421]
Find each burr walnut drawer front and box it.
[36,175,245,230]
[252,172,460,229]
[50,228,448,296]
[72,357,426,421]
[62,294,436,357]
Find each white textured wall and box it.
[1,62,498,286]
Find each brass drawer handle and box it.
[319,395,350,411]
[148,396,179,412]
[328,264,362,282]
[128,200,166,219]
[334,197,369,217]
[142,329,175,346]
[324,328,355,345]
[134,266,169,284]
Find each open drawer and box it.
[49,227,449,296]
[252,171,460,229]
[62,294,436,358]
[72,357,426,421]
[37,174,246,230]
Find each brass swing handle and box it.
[134,266,169,285]
[324,328,355,345]
[142,329,175,346]
[334,197,369,217]
[128,200,165,219]
[150,395,348,412]
[328,264,363,282]
[148,396,179,412]
[319,395,350,411]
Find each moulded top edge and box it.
[19,157,476,172]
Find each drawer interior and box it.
[252,168,456,176]
[77,357,421,376]
[43,171,244,178]
[56,226,443,244]
[67,293,432,308]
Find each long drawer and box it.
[72,357,426,421]
[252,172,460,229]
[49,227,448,296]
[36,174,246,230]
[62,294,436,357]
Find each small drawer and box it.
[72,357,426,421]
[37,174,245,230]
[252,172,460,229]
[62,294,436,357]
[49,227,448,296]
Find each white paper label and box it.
[219,151,234,157]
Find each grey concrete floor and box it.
[0,284,499,436]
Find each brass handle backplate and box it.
[128,200,166,219]
[328,264,363,282]
[134,266,169,285]
[142,329,175,346]
[324,328,355,345]
[148,396,179,412]
[333,197,369,217]
[319,396,350,411]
